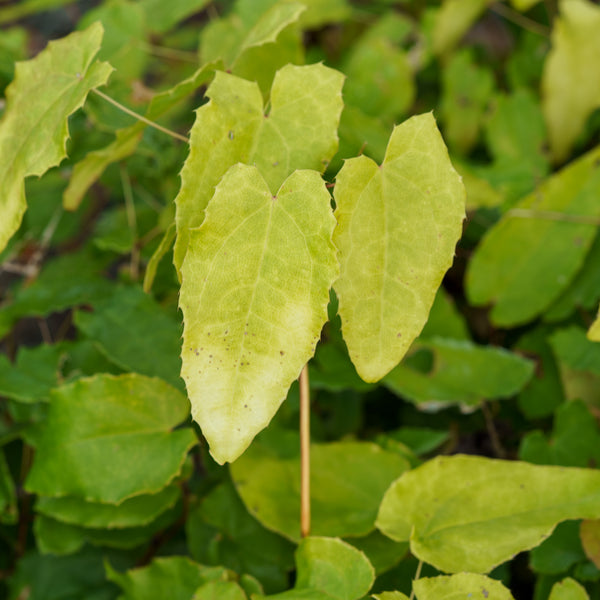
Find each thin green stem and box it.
[507,208,600,225]
[490,2,551,37]
[300,364,311,538]
[136,41,199,63]
[120,164,140,281]
[91,88,190,143]
[409,560,424,600]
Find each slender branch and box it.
[90,88,190,143]
[490,2,551,37]
[299,364,311,538]
[136,41,199,63]
[409,560,424,600]
[120,164,139,281]
[507,208,600,225]
[481,401,507,459]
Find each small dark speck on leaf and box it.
[228,130,234,140]
[244,404,248,408]
[397,332,402,337]
[273,161,279,167]
[482,588,489,599]
[194,350,199,356]
[280,350,285,356]
[207,332,211,336]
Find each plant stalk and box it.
[91,88,190,143]
[299,364,311,538]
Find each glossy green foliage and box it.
[106,557,237,600]
[180,166,338,463]
[377,455,600,573]
[466,146,600,326]
[440,49,494,155]
[186,480,295,593]
[230,430,409,541]
[252,537,374,600]
[74,285,182,389]
[25,374,196,502]
[519,400,600,467]
[333,113,465,382]
[0,23,112,253]
[384,338,534,409]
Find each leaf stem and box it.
[91,88,190,143]
[300,364,311,538]
[507,208,600,225]
[136,41,199,63]
[490,2,550,37]
[409,559,424,600]
[120,164,139,281]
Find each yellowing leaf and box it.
[580,519,600,569]
[413,574,515,600]
[588,309,600,342]
[333,113,465,382]
[548,578,590,600]
[0,22,113,253]
[377,455,600,573]
[173,63,344,274]
[432,0,491,56]
[179,165,338,464]
[542,0,600,163]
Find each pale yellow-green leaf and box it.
[413,574,515,600]
[200,1,304,66]
[432,0,491,56]
[549,578,590,600]
[510,0,542,10]
[542,0,600,163]
[179,165,338,464]
[376,454,600,573]
[0,22,113,253]
[173,64,344,274]
[333,113,465,382]
[372,593,409,600]
[143,223,176,293]
[580,519,600,568]
[588,310,600,342]
[240,2,305,55]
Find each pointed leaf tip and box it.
[333,112,465,382]
[180,165,338,463]
[0,22,113,253]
